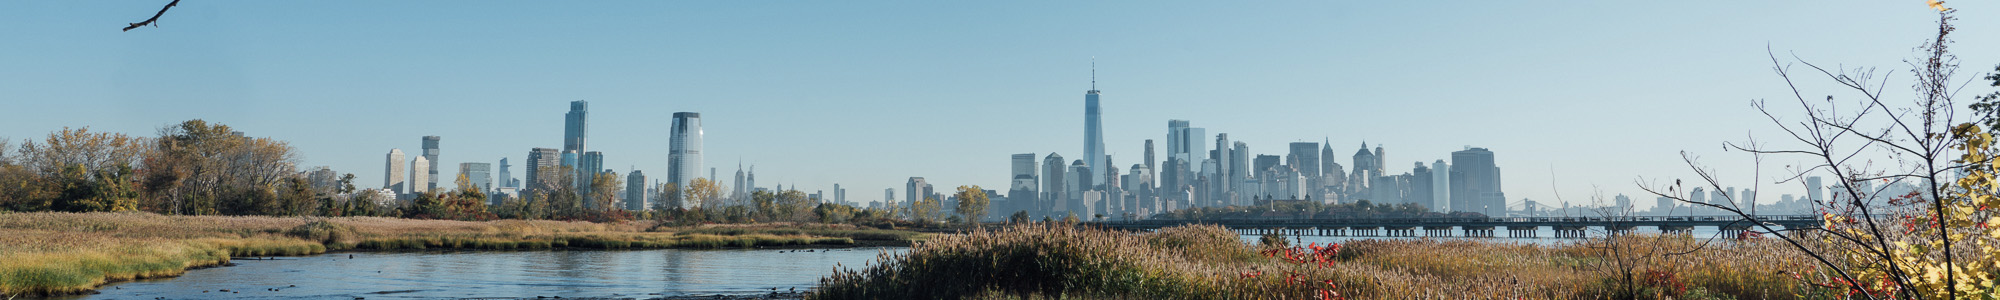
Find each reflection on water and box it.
[78,247,906,300]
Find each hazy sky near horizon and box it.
[3,1,1997,208]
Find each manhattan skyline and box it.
[2,1,1997,207]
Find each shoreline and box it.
[0,212,928,298]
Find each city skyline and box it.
[2,1,1996,207]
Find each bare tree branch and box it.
[123,0,182,32]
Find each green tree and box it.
[910,196,943,224]
[587,172,622,211]
[952,185,989,225]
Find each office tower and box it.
[1287,142,1321,178]
[410,156,431,194]
[498,158,514,188]
[1432,160,1450,212]
[1320,140,1336,177]
[1144,139,1156,189]
[669,112,703,202]
[1408,162,1433,208]
[1042,153,1067,216]
[580,151,605,182]
[422,136,440,191]
[384,149,405,193]
[526,148,560,191]
[1127,164,1153,214]
[626,170,648,210]
[1213,134,1231,199]
[561,150,579,170]
[1351,143,1377,180]
[833,184,845,205]
[1805,176,1824,204]
[564,100,588,154]
[1102,159,1121,213]
[732,163,747,202]
[1066,160,1088,214]
[459,162,492,192]
[885,188,895,203]
[1010,153,1039,215]
[1615,194,1633,212]
[1691,187,1708,204]
[1374,145,1386,174]
[1231,142,1248,193]
[744,166,756,196]
[1253,155,1281,179]
[906,177,931,209]
[1083,76,1106,191]
[1448,147,1505,215]
[1165,120,1206,173]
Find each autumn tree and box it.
[138,120,301,215]
[953,185,990,225]
[586,172,622,211]
[3,127,147,212]
[1645,6,1999,298]
[910,196,943,225]
[683,177,723,210]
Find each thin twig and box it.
[123,0,182,32]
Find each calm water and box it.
[76,247,906,300]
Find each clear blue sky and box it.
[2,1,1995,207]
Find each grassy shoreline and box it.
[811,223,1815,300]
[0,212,926,297]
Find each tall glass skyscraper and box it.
[422,136,440,191]
[1083,84,1104,191]
[564,100,588,154]
[1449,147,1504,215]
[668,112,703,208]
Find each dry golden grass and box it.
[0,211,920,297]
[813,224,1823,300]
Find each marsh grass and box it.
[813,224,1826,300]
[0,212,906,297]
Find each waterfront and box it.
[72,248,906,300]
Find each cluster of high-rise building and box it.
[989,69,1514,220]
[373,101,719,211]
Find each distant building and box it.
[384,149,405,194]
[1010,153,1039,216]
[668,112,703,209]
[1431,160,1450,212]
[1408,162,1433,209]
[1041,153,1067,217]
[579,151,605,191]
[498,157,515,188]
[410,156,431,194]
[626,170,648,211]
[459,162,492,192]
[905,177,932,210]
[526,148,561,191]
[422,136,440,191]
[1448,147,1504,215]
[1083,81,1106,190]
[564,100,588,154]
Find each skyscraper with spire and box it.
[1082,61,1106,191]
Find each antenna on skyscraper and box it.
[1091,57,1097,90]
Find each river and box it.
[73,247,907,300]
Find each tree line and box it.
[0,119,1000,228]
